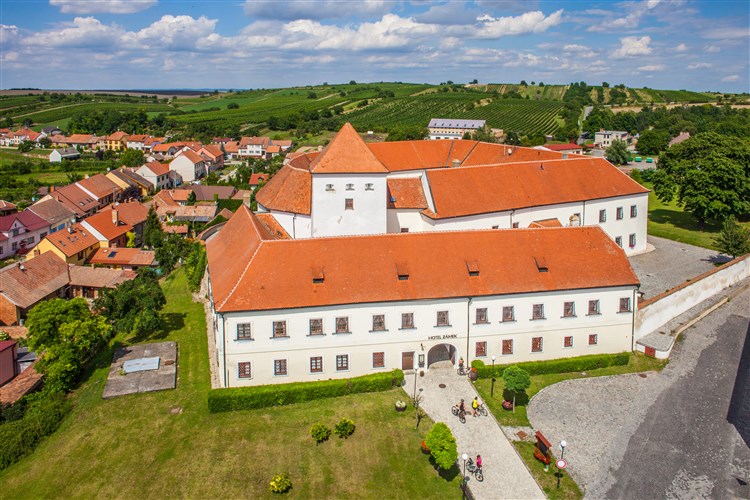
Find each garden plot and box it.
[102,341,177,398]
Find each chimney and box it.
[112,210,119,225]
[242,192,252,208]
[452,159,460,168]
[68,226,73,233]
[84,174,90,179]
[49,185,55,193]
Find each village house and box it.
[49,147,80,163]
[428,118,485,140]
[135,160,178,191]
[0,201,17,217]
[170,149,205,183]
[87,247,156,270]
[248,173,267,189]
[105,131,129,151]
[67,266,136,300]
[28,197,76,235]
[105,168,151,199]
[97,200,149,244]
[594,129,631,149]
[31,223,100,265]
[79,209,133,249]
[0,209,49,257]
[44,184,99,218]
[198,145,225,174]
[125,134,150,151]
[75,173,122,208]
[537,143,585,155]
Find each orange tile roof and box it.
[68,134,97,144]
[89,247,156,266]
[0,253,69,308]
[267,145,281,153]
[200,144,223,158]
[255,212,291,239]
[529,218,563,228]
[82,211,133,242]
[107,131,128,141]
[387,178,428,209]
[255,164,311,215]
[249,173,267,185]
[77,174,121,200]
[42,223,99,257]
[127,134,149,142]
[223,141,239,154]
[542,143,584,152]
[310,123,388,174]
[163,224,188,234]
[68,265,136,289]
[208,208,639,313]
[142,160,169,176]
[178,149,204,164]
[100,201,149,227]
[424,158,649,219]
[50,185,99,216]
[0,358,43,405]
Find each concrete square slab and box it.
[102,342,177,399]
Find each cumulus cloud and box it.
[121,15,218,51]
[21,17,124,48]
[415,1,482,25]
[474,9,563,38]
[612,35,652,58]
[50,0,157,14]
[0,24,19,47]
[243,0,389,20]
[704,45,720,53]
[587,0,662,32]
[638,64,665,71]
[721,75,740,82]
[687,62,712,70]
[673,43,688,52]
[702,27,750,39]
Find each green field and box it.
[14,102,173,124]
[0,270,460,498]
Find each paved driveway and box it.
[415,367,544,499]
[527,287,750,498]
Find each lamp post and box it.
[461,453,469,499]
[557,440,567,489]
[490,355,496,397]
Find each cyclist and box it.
[471,397,479,417]
[458,398,466,417]
[476,454,482,471]
[458,357,465,374]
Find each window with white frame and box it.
[588,334,598,345]
[236,323,252,340]
[373,352,385,368]
[346,183,354,191]
[629,233,636,248]
[502,339,513,355]
[365,183,374,191]
[309,318,323,335]
[335,317,349,333]
[475,341,487,357]
[372,314,385,331]
[274,359,287,376]
[619,297,632,312]
[599,209,607,223]
[336,354,349,371]
[238,362,252,379]
[401,313,414,329]
[476,308,488,324]
[630,205,637,218]
[344,198,354,210]
[615,236,622,247]
[532,304,545,320]
[616,207,624,220]
[326,184,334,191]
[564,336,573,348]
[310,356,323,373]
[531,337,543,352]
[436,310,449,326]
[502,306,515,322]
[273,321,287,337]
[563,301,576,318]
[588,300,600,315]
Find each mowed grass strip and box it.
[0,270,458,499]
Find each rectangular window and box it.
[27,236,34,244]
[365,183,374,191]
[310,356,323,373]
[309,318,323,335]
[615,236,622,247]
[372,314,385,331]
[512,222,519,228]
[238,362,252,379]
[11,242,18,251]
[531,337,543,353]
[273,321,287,338]
[616,207,624,220]
[502,339,514,355]
[274,359,287,376]
[619,297,632,312]
[436,310,449,326]
[629,233,636,248]
[476,341,487,357]
[492,225,499,229]
[400,228,409,233]
[325,184,334,191]
[236,323,252,340]
[345,198,354,210]
[476,308,488,324]
[588,300,600,315]
[630,205,637,218]
[401,313,414,329]
[336,354,349,371]
[346,183,354,190]
[40,232,47,239]
[599,209,607,223]
[589,334,598,345]
[502,306,515,322]
[532,304,545,320]
[563,301,576,318]
[335,317,349,333]
[373,352,385,368]
[564,336,574,348]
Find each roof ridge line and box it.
[217,208,266,310]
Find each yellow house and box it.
[105,131,129,151]
[28,224,100,265]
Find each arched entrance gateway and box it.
[427,343,458,368]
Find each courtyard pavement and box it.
[629,235,722,299]
[414,365,544,499]
[527,286,750,499]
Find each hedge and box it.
[470,352,630,379]
[0,391,71,471]
[208,369,404,413]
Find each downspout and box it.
[582,200,586,226]
[292,213,297,239]
[466,297,472,366]
[630,285,639,352]
[220,312,227,388]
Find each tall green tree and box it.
[120,148,144,168]
[714,216,750,259]
[652,132,750,228]
[143,205,163,249]
[605,138,630,165]
[502,365,531,412]
[424,422,458,470]
[636,129,670,155]
[94,269,166,336]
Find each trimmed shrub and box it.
[208,369,404,413]
[334,418,356,439]
[310,423,331,443]
[0,391,70,471]
[472,352,630,380]
[424,422,457,470]
[269,473,292,494]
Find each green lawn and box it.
[513,441,582,499]
[644,181,750,250]
[474,353,667,427]
[0,270,459,498]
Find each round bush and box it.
[310,423,331,443]
[334,418,355,439]
[269,473,292,494]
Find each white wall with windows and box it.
[310,173,388,237]
[211,283,637,387]
[265,210,312,239]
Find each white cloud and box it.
[121,15,218,51]
[673,43,688,52]
[686,62,712,70]
[612,35,652,58]
[49,0,156,14]
[721,75,740,82]
[704,45,720,53]
[243,0,389,20]
[702,27,750,39]
[474,9,563,38]
[638,64,665,71]
[21,17,124,48]
[588,0,662,32]
[0,24,19,47]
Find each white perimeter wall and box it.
[311,173,388,237]
[267,210,312,239]
[216,285,636,387]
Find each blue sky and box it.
[1,1,748,92]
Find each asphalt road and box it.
[605,289,750,499]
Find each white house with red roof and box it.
[169,149,205,183]
[0,209,50,257]
[135,161,179,190]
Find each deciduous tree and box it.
[424,422,458,470]
[714,216,750,259]
[605,138,630,165]
[502,365,531,412]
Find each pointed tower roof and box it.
[309,123,388,174]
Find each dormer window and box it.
[396,262,409,281]
[365,183,374,191]
[346,183,354,191]
[326,184,334,191]
[466,260,479,277]
[312,267,324,284]
[534,256,548,273]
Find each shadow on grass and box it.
[127,312,185,344]
[427,456,460,482]
[77,339,125,386]
[503,389,529,406]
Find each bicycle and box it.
[475,403,488,417]
[466,457,484,482]
[451,405,467,424]
[457,365,468,376]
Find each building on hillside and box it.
[80,209,133,248]
[44,184,99,218]
[76,174,122,208]
[135,161,176,191]
[594,130,630,149]
[126,134,150,151]
[68,266,136,300]
[88,247,156,270]
[106,168,151,199]
[537,143,585,156]
[428,118,485,140]
[223,141,240,160]
[0,210,49,257]
[105,131,129,151]
[170,149,205,182]
[41,126,63,137]
[248,173,267,189]
[255,123,649,255]
[205,205,640,387]
[28,197,76,235]
[0,253,69,325]
[97,200,149,244]
[0,201,17,217]
[49,147,80,163]
[198,145,225,174]
[31,223,100,265]
[238,136,271,158]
